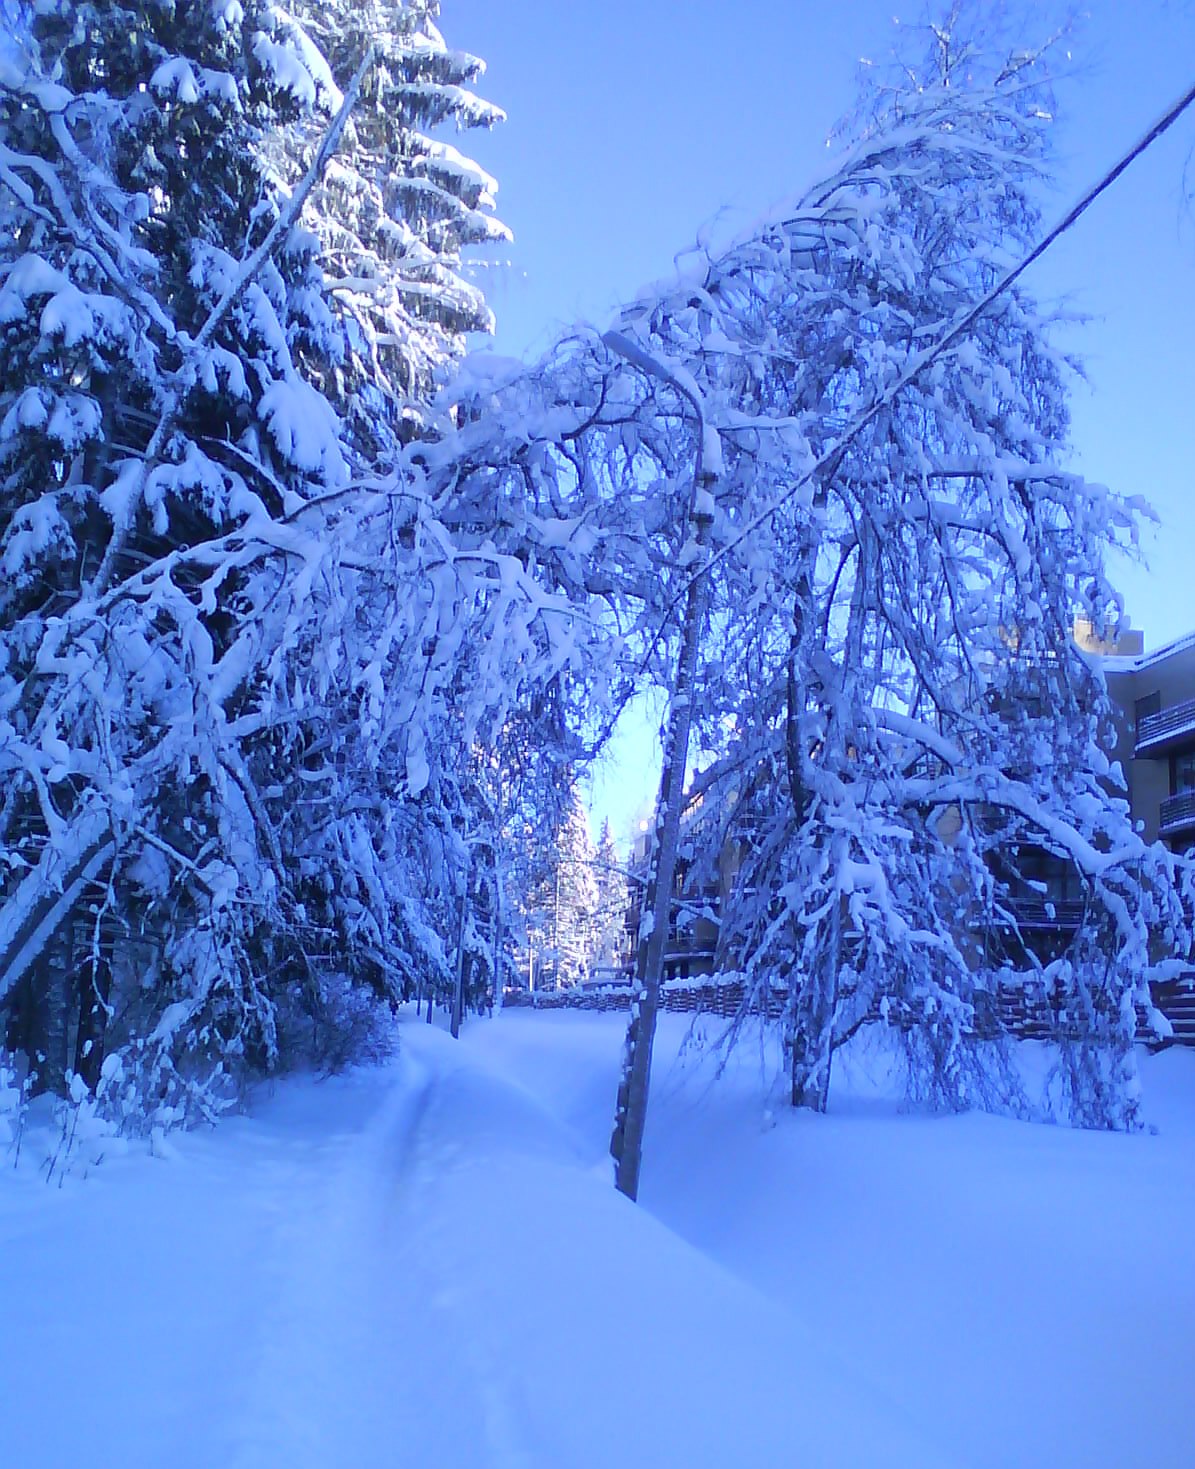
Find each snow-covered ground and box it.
[465,1012,1195,1469]
[4,1011,1193,1468]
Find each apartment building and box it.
[1086,625,1195,855]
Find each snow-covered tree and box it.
[618,10,1191,1130]
[0,1,381,1107]
[523,781,599,987]
[278,0,508,434]
[436,7,1192,1149]
[0,1,530,1118]
[593,818,630,970]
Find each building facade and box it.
[1094,628,1195,856]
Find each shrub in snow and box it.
[0,1048,24,1154]
[275,973,397,1074]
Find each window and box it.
[1135,691,1161,729]
[1173,750,1195,796]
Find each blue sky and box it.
[445,0,1195,839]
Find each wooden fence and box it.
[504,972,1195,1047]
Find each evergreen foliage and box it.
[593,818,630,971]
[279,0,509,431]
[523,781,599,988]
[0,0,522,1123]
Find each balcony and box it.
[1160,790,1195,838]
[1136,697,1195,757]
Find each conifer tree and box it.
[0,0,375,1108]
[0,0,519,1115]
[523,782,599,987]
[593,819,630,971]
[0,1,602,1119]
[280,0,508,432]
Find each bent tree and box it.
[446,11,1193,1189]
[610,15,1191,1137]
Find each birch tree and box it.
[638,10,1192,1130]
[436,7,1192,1154]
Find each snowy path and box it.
[9,1008,1194,1467]
[3,1019,957,1469]
[463,1010,1195,1469]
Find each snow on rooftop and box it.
[1097,626,1195,675]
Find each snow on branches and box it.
[1,1,1189,1145]
[433,12,1192,1130]
[0,1,527,1126]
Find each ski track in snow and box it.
[226,1060,437,1468]
[216,1022,956,1469]
[226,1039,543,1469]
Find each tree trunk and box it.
[0,817,115,1009]
[789,893,841,1111]
[491,859,504,1014]
[74,917,114,1095]
[19,947,71,1099]
[451,867,470,1039]
[611,508,714,1201]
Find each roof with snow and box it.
[1098,627,1195,675]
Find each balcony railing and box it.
[1136,697,1195,755]
[1005,898,1086,930]
[972,898,1086,933]
[1160,790,1195,836]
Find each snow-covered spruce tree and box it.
[0,1,386,1111]
[1,0,654,1119]
[253,0,521,1033]
[0,1,518,1117]
[276,0,508,436]
[593,817,630,970]
[523,780,599,988]
[609,10,1190,1129]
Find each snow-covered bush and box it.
[273,973,397,1074]
[0,1047,23,1154]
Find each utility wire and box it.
[681,75,1195,602]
